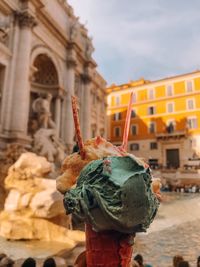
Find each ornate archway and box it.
[29,53,62,137]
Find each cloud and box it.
[68,0,200,85]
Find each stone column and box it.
[2,15,20,135]
[103,99,108,139]
[96,94,101,136]
[64,45,77,153]
[81,68,92,141]
[10,11,36,142]
[55,96,61,137]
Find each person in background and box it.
[131,260,140,267]
[197,256,200,267]
[178,261,190,267]
[43,257,56,267]
[0,254,7,262]
[21,257,36,267]
[0,256,14,267]
[173,255,184,267]
[134,254,152,267]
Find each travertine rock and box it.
[11,152,52,177]
[4,152,52,193]
[0,212,85,245]
[0,152,85,246]
[30,189,64,218]
[4,189,21,211]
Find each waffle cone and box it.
[85,224,133,267]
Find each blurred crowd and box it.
[0,252,199,266]
[131,254,200,267]
[0,254,61,267]
[162,184,200,193]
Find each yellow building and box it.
[107,71,200,170]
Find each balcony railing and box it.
[156,130,187,140]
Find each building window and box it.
[131,109,136,118]
[148,106,155,115]
[115,95,120,106]
[166,120,175,133]
[186,80,193,92]
[149,122,156,133]
[113,112,122,121]
[187,117,198,129]
[114,127,121,137]
[130,143,139,151]
[131,125,137,135]
[132,92,137,103]
[150,142,158,150]
[187,99,195,110]
[166,85,173,96]
[148,88,155,99]
[167,102,174,113]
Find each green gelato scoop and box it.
[63,156,159,233]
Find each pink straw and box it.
[121,92,133,151]
[71,96,85,159]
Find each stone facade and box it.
[0,0,107,154]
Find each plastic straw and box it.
[71,96,85,159]
[121,92,133,151]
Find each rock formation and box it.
[0,144,27,209]
[0,152,84,247]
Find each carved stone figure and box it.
[70,17,79,41]
[33,128,66,163]
[85,37,94,59]
[0,19,10,45]
[31,93,66,163]
[34,129,57,162]
[32,93,56,129]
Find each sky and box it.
[68,0,200,86]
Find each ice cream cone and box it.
[85,223,134,267]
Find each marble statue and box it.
[32,93,65,164]
[32,93,56,129]
[34,128,65,163]
[70,17,79,41]
[0,18,10,45]
[85,37,94,59]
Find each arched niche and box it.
[33,54,59,86]
[29,53,63,137]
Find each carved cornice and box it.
[14,11,37,29]
[67,57,77,68]
[81,64,94,84]
[80,73,92,84]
